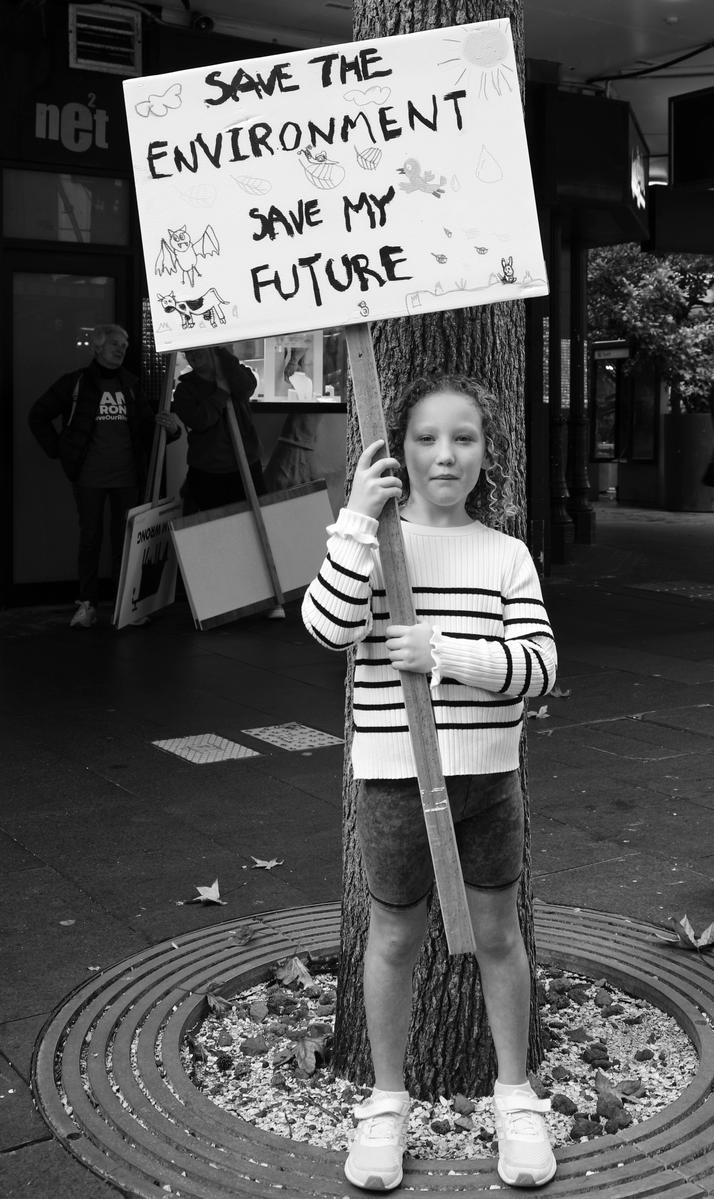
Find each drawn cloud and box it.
[343,86,391,107]
[135,82,182,119]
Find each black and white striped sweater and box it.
[301,507,558,778]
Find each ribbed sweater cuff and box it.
[326,507,379,547]
[429,626,504,691]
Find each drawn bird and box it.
[397,158,446,198]
[431,253,448,263]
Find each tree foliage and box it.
[587,243,714,412]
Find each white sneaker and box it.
[493,1085,556,1188]
[344,1093,410,1191]
[70,601,97,628]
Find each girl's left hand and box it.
[385,621,434,673]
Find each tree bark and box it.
[332,0,542,1101]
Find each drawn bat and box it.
[154,224,220,289]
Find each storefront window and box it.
[591,360,618,460]
[3,168,130,244]
[233,326,347,406]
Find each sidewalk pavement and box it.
[1,503,713,1197]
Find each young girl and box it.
[301,374,558,1191]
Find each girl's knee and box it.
[476,921,523,959]
[368,899,426,962]
[467,887,523,958]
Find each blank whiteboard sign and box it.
[170,481,334,629]
[123,20,547,352]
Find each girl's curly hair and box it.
[386,374,518,528]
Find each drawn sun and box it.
[440,23,514,100]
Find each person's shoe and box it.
[69,600,97,628]
[493,1084,556,1188]
[344,1092,410,1191]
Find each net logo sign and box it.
[34,98,109,153]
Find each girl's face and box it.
[402,390,486,526]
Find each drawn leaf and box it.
[232,176,271,196]
[251,856,284,870]
[355,145,382,171]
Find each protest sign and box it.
[113,498,182,629]
[123,19,547,353]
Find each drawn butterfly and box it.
[135,82,182,119]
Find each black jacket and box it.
[172,349,261,472]
[28,359,155,484]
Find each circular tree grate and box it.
[33,903,714,1198]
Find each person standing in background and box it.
[158,345,284,619]
[28,323,168,627]
[159,345,265,514]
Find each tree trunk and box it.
[332,0,542,1101]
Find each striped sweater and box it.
[301,507,558,779]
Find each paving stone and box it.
[0,1013,49,1082]
[533,849,714,927]
[0,1055,48,1151]
[0,1138,123,1197]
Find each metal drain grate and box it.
[32,904,714,1198]
[152,733,260,763]
[242,722,343,751]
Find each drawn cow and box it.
[158,288,228,330]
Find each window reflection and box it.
[3,168,129,244]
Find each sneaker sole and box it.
[344,1159,403,1191]
[497,1159,557,1188]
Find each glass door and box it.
[5,250,130,598]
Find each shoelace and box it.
[502,1107,543,1139]
[359,1114,404,1143]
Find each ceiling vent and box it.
[68,4,142,76]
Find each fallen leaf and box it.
[550,683,572,698]
[275,955,313,988]
[294,1028,331,1075]
[652,914,714,952]
[251,856,284,870]
[185,1034,208,1063]
[188,879,227,906]
[528,705,550,720]
[222,923,264,946]
[206,993,231,1014]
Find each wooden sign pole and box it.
[223,402,285,611]
[144,351,177,506]
[345,323,476,956]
